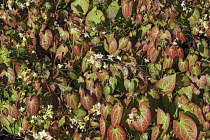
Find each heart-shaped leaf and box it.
[80,94,94,110]
[190,63,201,76]
[72,45,81,56]
[99,117,106,137]
[132,103,152,133]
[149,25,159,39]
[25,95,40,116]
[105,1,120,20]
[118,37,129,50]
[173,112,197,140]
[182,102,205,125]
[9,104,18,119]
[178,58,189,72]
[56,27,69,41]
[121,0,133,19]
[65,91,79,109]
[151,125,161,140]
[107,125,126,140]
[71,0,89,15]
[195,75,206,89]
[163,55,173,70]
[100,103,113,119]
[56,44,68,61]
[177,31,186,42]
[176,47,184,58]
[157,108,170,137]
[155,74,176,94]
[186,54,198,70]
[73,108,87,118]
[94,83,103,101]
[108,38,118,54]
[72,132,82,140]
[188,8,200,25]
[136,14,142,24]
[111,101,123,126]
[39,29,53,50]
[85,10,105,26]
[166,46,177,59]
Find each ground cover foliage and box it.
[0,0,209,139]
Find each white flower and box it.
[144,58,149,63]
[107,55,113,61]
[95,61,101,68]
[19,107,25,112]
[116,56,121,61]
[83,32,89,38]
[103,62,108,69]
[102,31,106,34]
[57,64,63,68]
[87,56,95,64]
[94,53,104,59]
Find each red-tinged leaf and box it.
[190,63,201,76]
[107,125,126,140]
[65,91,79,109]
[82,41,90,51]
[96,69,109,82]
[148,46,159,63]
[72,132,82,140]
[203,121,209,131]
[173,112,197,140]
[80,94,94,111]
[121,0,133,19]
[7,67,15,85]
[22,118,29,131]
[150,25,159,38]
[122,40,132,52]
[176,47,184,58]
[178,58,189,72]
[118,37,129,50]
[99,117,106,137]
[177,31,186,42]
[158,30,172,42]
[155,74,176,94]
[182,102,205,125]
[186,54,198,70]
[2,107,9,117]
[25,95,40,115]
[39,29,53,50]
[56,44,68,61]
[166,46,177,59]
[174,95,189,108]
[85,78,94,91]
[111,49,121,57]
[195,75,206,89]
[136,14,142,24]
[108,38,118,54]
[94,83,102,101]
[151,125,161,140]
[9,104,18,119]
[132,103,152,133]
[111,101,123,126]
[100,103,113,119]
[72,45,81,56]
[56,27,69,41]
[177,85,193,101]
[206,74,210,86]
[148,88,160,99]
[157,108,170,137]
[148,63,161,79]
[163,55,173,70]
[176,73,191,87]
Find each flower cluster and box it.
[32,130,54,140]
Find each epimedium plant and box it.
[0,0,209,139]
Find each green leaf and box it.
[100,103,113,119]
[151,125,161,140]
[58,116,65,127]
[106,1,120,20]
[173,112,197,140]
[71,0,89,15]
[56,44,68,61]
[85,10,105,26]
[188,8,200,25]
[73,109,87,118]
